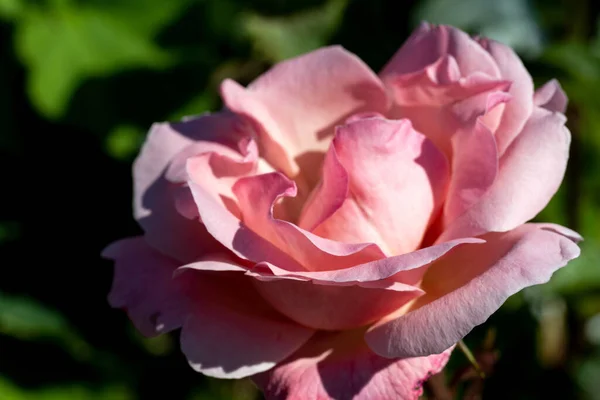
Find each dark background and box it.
[1,0,600,398]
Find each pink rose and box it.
[103,23,580,399]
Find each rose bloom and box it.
[103,23,581,399]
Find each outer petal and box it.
[103,237,192,337]
[534,79,568,113]
[166,136,258,185]
[253,330,453,400]
[253,277,422,330]
[251,237,483,285]
[381,23,501,79]
[476,37,534,154]
[441,108,571,240]
[182,139,258,219]
[180,271,315,379]
[366,224,580,358]
[311,118,449,255]
[221,46,389,186]
[178,259,248,273]
[133,113,246,262]
[178,135,309,272]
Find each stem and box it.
[457,340,485,379]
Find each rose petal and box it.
[444,119,498,224]
[184,150,255,219]
[476,37,534,155]
[233,172,386,271]
[103,237,191,337]
[166,137,258,184]
[180,271,314,379]
[383,56,510,157]
[165,137,260,222]
[177,257,248,273]
[534,79,568,113]
[441,107,571,240]
[133,114,245,262]
[253,277,422,330]
[537,222,583,243]
[251,237,484,286]
[187,176,305,272]
[382,23,501,79]
[297,143,348,232]
[365,224,580,358]
[221,46,389,188]
[253,330,453,400]
[310,118,449,255]
[438,90,510,226]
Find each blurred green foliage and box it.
[244,0,347,62]
[14,0,186,118]
[1,0,600,399]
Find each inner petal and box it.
[232,172,386,271]
[220,46,390,221]
[303,117,449,256]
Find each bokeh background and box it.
[1,0,600,398]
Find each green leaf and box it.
[13,0,189,118]
[84,0,190,37]
[243,0,348,62]
[0,291,93,360]
[0,377,132,400]
[0,0,24,20]
[105,125,146,161]
[544,42,600,82]
[0,292,68,339]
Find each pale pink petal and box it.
[102,237,191,337]
[179,271,314,379]
[186,175,305,272]
[133,113,246,262]
[165,138,259,221]
[534,79,568,113]
[366,224,580,358]
[441,108,571,240]
[535,222,583,242]
[440,91,513,226]
[166,137,257,184]
[310,118,449,255]
[221,46,389,185]
[184,146,256,219]
[444,120,498,224]
[220,79,292,175]
[253,330,453,400]
[251,237,484,286]
[176,137,312,272]
[386,57,507,107]
[381,23,500,80]
[384,57,510,156]
[233,172,386,271]
[253,277,422,330]
[297,144,348,231]
[177,257,248,273]
[476,37,534,155]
